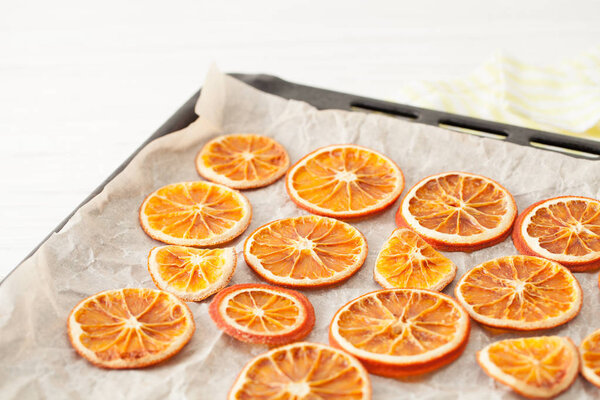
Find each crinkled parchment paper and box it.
[1,67,600,400]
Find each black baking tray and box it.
[4,73,600,284]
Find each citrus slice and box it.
[244,215,367,288]
[396,171,517,252]
[209,283,315,345]
[229,342,371,400]
[477,336,579,399]
[512,196,600,272]
[286,144,404,218]
[374,228,457,291]
[581,329,600,388]
[139,181,251,246]
[329,288,470,377]
[67,288,194,369]
[195,134,290,189]
[455,255,582,330]
[147,245,236,301]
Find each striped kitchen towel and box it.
[397,47,600,140]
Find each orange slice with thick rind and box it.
[329,288,470,377]
[396,171,517,252]
[209,283,315,345]
[196,134,290,189]
[139,181,251,246]
[228,342,371,400]
[374,228,457,291]
[148,245,236,301]
[477,336,579,399]
[244,215,367,288]
[286,144,404,218]
[455,255,582,330]
[513,196,600,271]
[67,288,194,369]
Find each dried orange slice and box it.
[329,288,470,377]
[286,144,404,218]
[374,228,457,291]
[396,171,517,252]
[67,288,194,369]
[513,196,600,272]
[581,329,600,388]
[477,336,579,399]
[195,134,289,189]
[148,245,236,301]
[229,342,371,399]
[209,283,315,345]
[455,255,582,330]
[139,181,251,246]
[244,215,367,288]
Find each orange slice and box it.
[396,171,517,252]
[67,288,194,369]
[455,255,582,330]
[513,196,600,272]
[244,215,367,288]
[286,144,404,218]
[139,181,251,246]
[228,342,371,399]
[148,245,236,301]
[374,228,457,291]
[195,134,290,189]
[209,283,315,345]
[477,336,579,399]
[581,329,600,388]
[329,288,470,377]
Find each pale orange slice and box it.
[244,215,367,288]
[455,255,582,330]
[209,283,315,345]
[228,342,371,400]
[196,134,289,189]
[374,228,457,291]
[286,144,404,218]
[147,245,236,301]
[396,171,517,252]
[513,196,600,271]
[67,288,194,369]
[580,329,600,388]
[329,288,470,377]
[477,336,579,399]
[139,181,251,246]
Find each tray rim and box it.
[3,72,599,285]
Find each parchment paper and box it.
[1,67,600,400]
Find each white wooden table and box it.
[2,0,599,279]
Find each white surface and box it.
[1,0,599,279]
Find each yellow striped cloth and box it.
[397,47,600,140]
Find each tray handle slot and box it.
[438,119,508,140]
[529,139,600,160]
[350,101,419,121]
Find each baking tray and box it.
[5,72,600,284]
